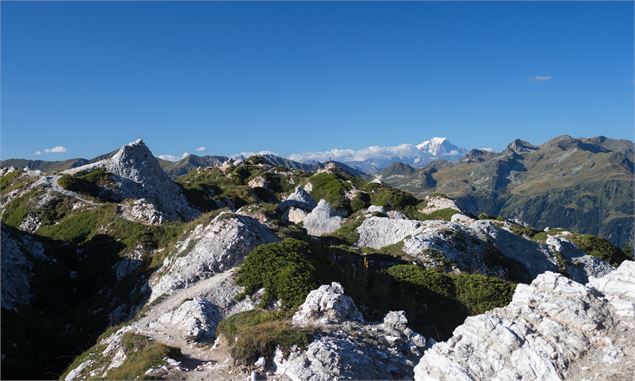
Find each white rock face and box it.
[157,296,221,340]
[276,285,427,381]
[419,196,460,215]
[64,139,197,221]
[414,262,635,381]
[588,261,635,318]
[120,198,166,225]
[357,216,612,283]
[546,235,615,283]
[279,185,317,211]
[357,217,424,249]
[303,200,344,236]
[149,213,278,301]
[1,229,35,310]
[367,205,387,215]
[450,213,474,224]
[283,207,308,224]
[247,176,268,189]
[292,282,363,326]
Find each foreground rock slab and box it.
[414,261,635,381]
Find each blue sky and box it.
[1,1,633,160]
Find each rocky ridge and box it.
[275,282,429,381]
[63,139,197,221]
[149,212,278,302]
[414,261,635,381]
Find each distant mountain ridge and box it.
[288,137,469,173]
[382,135,634,250]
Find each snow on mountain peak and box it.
[288,137,468,174]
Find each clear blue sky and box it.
[2,1,633,160]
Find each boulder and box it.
[276,285,427,381]
[279,186,317,211]
[303,200,344,236]
[292,282,362,326]
[157,297,221,341]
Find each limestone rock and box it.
[1,228,47,311]
[414,263,635,381]
[120,198,166,225]
[419,196,460,215]
[157,297,221,341]
[450,213,474,224]
[356,217,424,249]
[282,207,308,224]
[357,216,611,282]
[303,200,344,236]
[292,282,362,326]
[367,205,387,216]
[247,176,268,189]
[279,185,317,211]
[149,213,278,301]
[277,285,426,380]
[64,139,197,221]
[588,261,635,318]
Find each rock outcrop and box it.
[64,139,197,221]
[414,262,635,381]
[303,200,344,236]
[419,196,460,215]
[149,213,278,301]
[357,216,612,283]
[119,198,166,225]
[292,282,363,326]
[280,186,317,211]
[1,227,47,311]
[275,283,427,381]
[156,296,221,341]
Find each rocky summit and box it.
[0,137,633,381]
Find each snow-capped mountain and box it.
[288,137,469,174]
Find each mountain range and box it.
[1,137,633,380]
[3,135,632,249]
[380,135,634,250]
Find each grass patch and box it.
[106,333,181,380]
[1,190,35,227]
[217,310,313,365]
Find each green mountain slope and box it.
[382,135,634,250]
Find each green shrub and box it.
[106,333,181,380]
[326,212,365,245]
[368,187,418,210]
[531,228,566,242]
[236,239,335,309]
[308,172,349,210]
[507,223,539,238]
[58,168,113,199]
[385,265,516,337]
[349,192,371,212]
[418,208,458,221]
[569,234,629,266]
